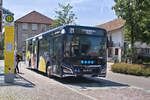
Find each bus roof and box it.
[26,25,106,41]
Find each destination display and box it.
[69,27,105,36]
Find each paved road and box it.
[0,61,150,100]
[105,71,150,90]
[106,62,150,90]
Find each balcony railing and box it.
[108,41,121,47]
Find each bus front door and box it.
[33,41,39,69]
[53,37,63,76]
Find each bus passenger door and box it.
[34,41,39,69]
[53,37,63,75]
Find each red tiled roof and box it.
[96,18,125,32]
[15,11,53,24]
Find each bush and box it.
[137,56,150,64]
[0,51,4,60]
[111,63,150,77]
[0,55,4,60]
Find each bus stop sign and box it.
[5,15,14,23]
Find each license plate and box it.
[83,69,92,72]
[88,65,101,68]
[83,74,92,77]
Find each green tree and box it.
[51,3,77,28]
[137,0,150,44]
[113,0,150,63]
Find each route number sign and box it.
[5,15,14,23]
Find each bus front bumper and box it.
[62,65,107,77]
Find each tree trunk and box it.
[130,26,135,64]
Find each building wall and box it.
[107,27,150,61]
[107,28,124,62]
[135,42,150,48]
[15,22,51,53]
[108,28,124,47]
[135,42,150,57]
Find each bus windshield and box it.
[64,34,106,57]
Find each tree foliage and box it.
[113,0,150,43]
[113,0,150,63]
[51,3,77,28]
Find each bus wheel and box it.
[47,66,53,78]
[29,59,31,67]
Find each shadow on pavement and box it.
[54,76,129,89]
[28,68,129,89]
[0,74,35,88]
[28,68,47,76]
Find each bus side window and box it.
[49,39,53,57]
[64,36,71,57]
[54,37,62,57]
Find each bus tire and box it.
[60,66,63,78]
[29,59,31,67]
[47,66,53,78]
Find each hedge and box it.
[111,63,150,77]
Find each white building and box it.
[96,18,150,62]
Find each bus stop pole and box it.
[4,26,15,83]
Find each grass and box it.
[111,63,150,77]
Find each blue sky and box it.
[3,0,117,26]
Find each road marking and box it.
[130,86,150,92]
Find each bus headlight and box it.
[61,29,65,34]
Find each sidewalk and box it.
[0,60,34,87]
[0,61,93,100]
[107,62,114,71]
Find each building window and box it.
[115,48,118,55]
[22,33,28,41]
[22,23,28,30]
[146,48,150,55]
[109,35,112,41]
[49,25,52,29]
[32,24,38,31]
[41,24,46,32]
